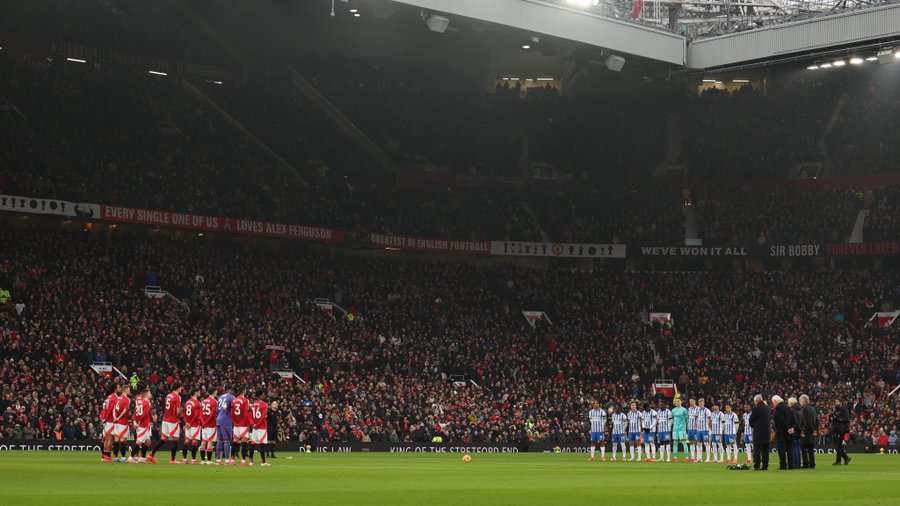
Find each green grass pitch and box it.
[1,452,899,505]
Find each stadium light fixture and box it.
[866,56,878,62]
[349,8,358,13]
[895,50,900,59]
[536,77,555,81]
[521,44,531,49]
[66,57,87,63]
[353,12,360,17]
[702,79,716,83]
[819,63,832,68]
[422,12,449,33]
[850,57,864,65]
[148,70,168,76]
[732,79,749,83]
[806,65,819,70]
[833,60,846,67]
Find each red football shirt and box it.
[133,396,152,428]
[250,400,268,430]
[200,397,217,428]
[231,395,250,426]
[163,392,182,424]
[102,394,119,423]
[183,397,201,426]
[113,395,130,425]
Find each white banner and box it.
[521,311,553,327]
[491,241,626,259]
[649,312,673,324]
[0,195,99,219]
[276,371,295,381]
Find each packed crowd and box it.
[4,47,900,247]
[864,186,900,243]
[524,183,684,244]
[1,231,898,445]
[301,57,670,179]
[692,187,861,245]
[684,74,839,181]
[827,67,900,176]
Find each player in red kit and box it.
[149,382,183,464]
[182,387,202,464]
[111,384,131,462]
[130,384,153,463]
[248,388,270,467]
[231,386,251,465]
[199,389,218,465]
[100,383,121,462]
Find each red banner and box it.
[99,205,344,244]
[825,242,898,256]
[369,233,489,255]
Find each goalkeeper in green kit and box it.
[672,396,690,461]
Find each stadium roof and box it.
[537,0,900,39]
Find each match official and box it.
[267,400,280,459]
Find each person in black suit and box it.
[773,395,796,470]
[830,399,851,466]
[789,397,803,469]
[799,394,817,469]
[748,394,771,470]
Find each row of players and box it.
[587,398,754,463]
[99,382,273,466]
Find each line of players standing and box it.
[587,398,753,463]
[99,381,278,466]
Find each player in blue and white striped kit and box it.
[722,404,740,462]
[687,398,701,461]
[640,403,658,461]
[588,402,607,461]
[626,402,643,461]
[696,398,712,462]
[709,404,724,462]
[656,404,673,462]
[742,404,754,463]
[610,405,628,461]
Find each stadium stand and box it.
[1,0,899,453]
[1,232,897,444]
[693,188,860,245]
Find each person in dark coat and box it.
[772,395,796,470]
[830,399,851,466]
[748,394,771,470]
[789,397,803,469]
[799,394,817,469]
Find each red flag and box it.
[867,311,899,327]
[631,0,644,19]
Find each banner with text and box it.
[491,241,626,259]
[0,440,888,454]
[369,233,490,255]
[825,242,898,257]
[635,242,898,258]
[99,205,343,244]
[0,195,99,220]
[634,244,761,258]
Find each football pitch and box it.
[2,452,899,506]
